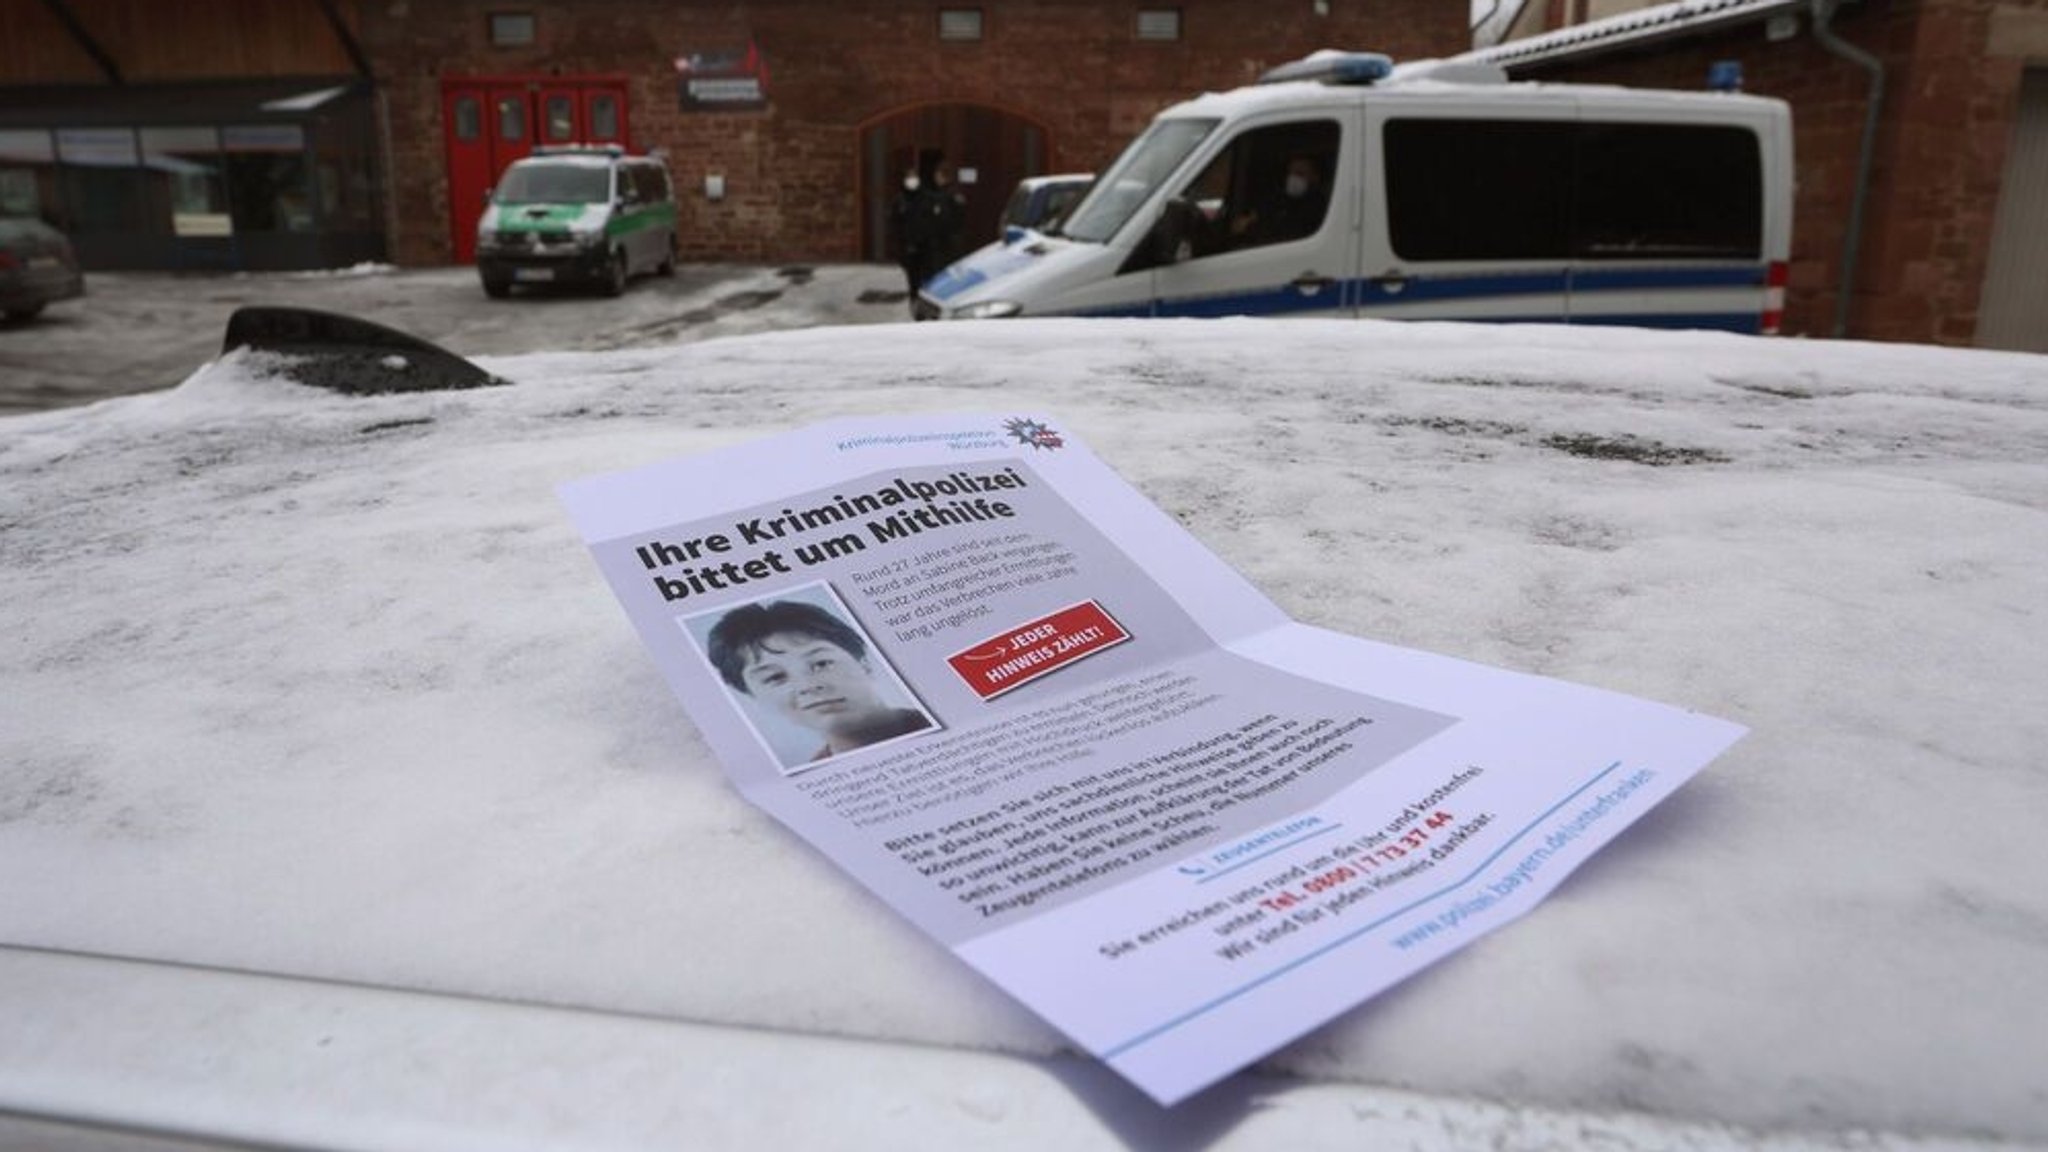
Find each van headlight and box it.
[955,300,1023,319]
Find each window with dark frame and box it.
[496,95,526,142]
[140,127,228,239]
[488,12,536,47]
[0,129,56,222]
[544,94,575,141]
[222,124,312,234]
[1574,122,1762,259]
[1382,118,1763,263]
[55,128,145,236]
[938,9,984,41]
[1136,9,1182,41]
[1384,119,1573,262]
[590,95,620,141]
[1173,120,1341,258]
[631,164,663,204]
[451,97,482,141]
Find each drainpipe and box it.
[1809,0,1885,338]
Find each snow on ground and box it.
[280,261,400,279]
[0,263,911,414]
[2,317,2045,1148]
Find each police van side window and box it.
[1576,123,1761,258]
[1384,118,1764,262]
[1384,120,1573,261]
[1176,120,1341,258]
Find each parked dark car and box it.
[0,216,85,321]
[998,173,1092,239]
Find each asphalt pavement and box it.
[0,262,912,415]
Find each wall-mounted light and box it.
[704,174,726,201]
[1313,0,1329,15]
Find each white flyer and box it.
[559,411,1745,1104]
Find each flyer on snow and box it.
[558,411,1745,1105]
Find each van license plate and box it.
[513,268,554,282]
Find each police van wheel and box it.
[481,276,511,299]
[658,233,677,276]
[602,249,628,297]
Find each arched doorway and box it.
[858,102,1055,263]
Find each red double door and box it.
[442,79,631,264]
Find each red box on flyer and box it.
[946,600,1131,700]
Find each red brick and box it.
[361,0,1464,266]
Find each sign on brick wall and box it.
[676,41,770,112]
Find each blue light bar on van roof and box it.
[1257,52,1395,86]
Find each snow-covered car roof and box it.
[2,317,2044,1149]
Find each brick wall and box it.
[1511,0,2042,345]
[359,0,1466,266]
[1872,0,2038,345]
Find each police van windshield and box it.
[494,163,611,205]
[1059,118,1217,243]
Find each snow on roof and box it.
[259,84,351,112]
[1465,0,1808,70]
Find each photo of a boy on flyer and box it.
[707,597,933,768]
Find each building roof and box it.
[1464,0,1809,70]
[0,77,368,129]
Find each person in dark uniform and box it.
[1229,153,1331,248]
[891,148,966,316]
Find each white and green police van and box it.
[921,52,1792,334]
[476,146,678,298]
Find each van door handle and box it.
[1291,272,1338,295]
[1366,269,1409,295]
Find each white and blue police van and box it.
[920,52,1792,334]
